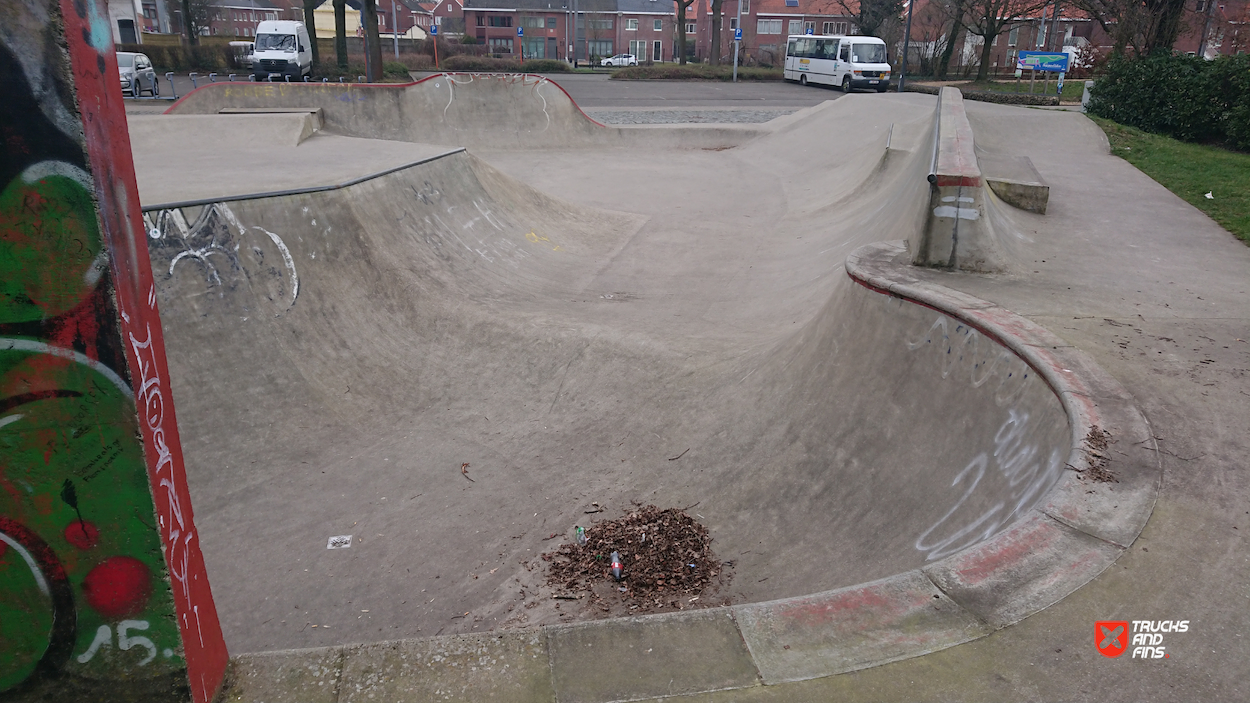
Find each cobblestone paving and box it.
[583,108,800,124]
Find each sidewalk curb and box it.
[221,242,1159,703]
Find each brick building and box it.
[687,0,857,65]
[462,0,676,61]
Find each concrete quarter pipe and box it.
[137,76,1157,698]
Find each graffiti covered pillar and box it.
[0,1,228,702]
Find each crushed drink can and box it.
[610,551,623,581]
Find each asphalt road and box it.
[124,70,840,115]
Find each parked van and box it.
[783,35,890,93]
[252,20,312,80]
[229,41,255,70]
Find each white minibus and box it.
[783,35,890,93]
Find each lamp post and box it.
[898,0,916,92]
[392,0,399,58]
[732,0,742,81]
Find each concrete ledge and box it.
[337,631,552,703]
[980,154,1050,214]
[734,570,989,684]
[921,511,1123,629]
[547,610,758,703]
[221,241,1157,702]
[915,89,1009,271]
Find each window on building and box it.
[1036,24,1046,48]
[1008,26,1018,46]
[788,20,802,35]
[654,39,662,60]
[489,15,513,27]
[685,22,696,33]
[654,18,663,31]
[523,37,545,57]
[521,16,543,28]
[742,0,749,13]
[477,14,484,25]
[627,18,638,30]
[548,17,558,28]
[758,19,782,34]
[731,18,737,30]
[488,36,513,52]
[587,39,613,56]
[1196,0,1206,11]
[805,21,814,34]
[822,21,833,34]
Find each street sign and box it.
[806,26,813,34]
[735,28,742,41]
[429,24,437,35]
[518,26,524,36]
[1016,51,1069,73]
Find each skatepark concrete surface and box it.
[123,75,1248,702]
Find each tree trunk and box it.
[936,7,964,79]
[975,29,995,80]
[362,0,384,80]
[710,0,723,66]
[180,0,197,45]
[334,0,348,68]
[677,1,689,65]
[303,0,320,69]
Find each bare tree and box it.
[1070,0,1190,56]
[834,0,905,38]
[962,0,1052,80]
[676,0,695,64]
[362,0,384,79]
[179,0,210,45]
[334,0,349,68]
[710,0,723,65]
[935,0,967,78]
[302,0,321,68]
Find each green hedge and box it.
[1088,52,1250,151]
[116,43,235,72]
[439,56,569,72]
[611,64,782,81]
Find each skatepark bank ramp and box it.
[136,86,1157,697]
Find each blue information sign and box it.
[734,28,742,41]
[518,27,524,37]
[430,24,437,35]
[806,26,813,34]
[1016,51,1069,73]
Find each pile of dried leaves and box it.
[543,504,724,610]
[1082,426,1118,483]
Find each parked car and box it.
[117,52,158,97]
[600,54,638,67]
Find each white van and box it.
[252,20,312,80]
[784,35,890,93]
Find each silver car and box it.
[600,54,638,67]
[117,52,159,97]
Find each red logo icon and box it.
[1096,620,1130,658]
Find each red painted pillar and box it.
[0,1,227,701]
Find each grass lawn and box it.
[943,78,1086,102]
[1092,117,1250,245]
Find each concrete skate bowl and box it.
[165,72,765,150]
[142,89,1155,695]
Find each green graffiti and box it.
[0,348,183,691]
[0,171,104,323]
